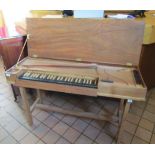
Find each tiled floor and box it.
[0,59,155,144]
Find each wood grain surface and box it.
[26,18,144,66]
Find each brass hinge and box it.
[75,58,82,62]
[126,62,133,66]
[32,54,38,58]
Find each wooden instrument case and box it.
[6,18,147,101]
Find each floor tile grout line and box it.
[150,125,155,144]
[130,89,153,144]
[19,133,41,144]
[125,119,154,133]
[34,115,76,144]
[147,89,155,144]
[1,95,114,144]
[0,125,20,144]
[4,109,48,143]
[124,130,148,144]
[55,135,71,144]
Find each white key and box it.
[89,80,92,85]
[23,72,29,77]
[47,75,50,79]
[60,77,63,80]
[36,74,39,78]
[75,78,78,83]
[57,76,61,80]
[50,75,53,79]
[70,77,74,82]
[86,79,89,84]
[51,75,55,80]
[67,77,71,82]
[64,77,68,81]
[78,79,81,83]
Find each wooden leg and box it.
[19,87,33,126]
[118,99,125,124]
[36,89,42,104]
[117,99,132,143]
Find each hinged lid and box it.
[26,18,144,66]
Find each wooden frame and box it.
[19,87,132,143]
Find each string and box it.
[16,34,29,68]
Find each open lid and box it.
[27,18,144,66]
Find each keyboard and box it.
[19,70,98,89]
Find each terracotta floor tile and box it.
[143,111,155,122]
[135,127,152,142]
[12,126,29,141]
[42,130,60,144]
[73,106,84,112]
[153,126,155,134]
[120,131,133,144]
[33,123,50,138]
[63,127,81,143]
[134,101,146,109]
[62,115,77,126]
[80,117,91,124]
[126,113,140,125]
[56,137,70,144]
[20,133,40,144]
[90,120,105,130]
[95,132,113,144]
[0,136,18,144]
[102,103,117,114]
[103,123,118,138]
[43,115,59,128]
[131,136,147,144]
[139,118,154,132]
[53,97,65,107]
[88,105,101,114]
[62,101,74,110]
[146,104,155,114]
[129,105,143,117]
[52,112,64,120]
[53,121,69,135]
[35,111,50,122]
[83,125,100,140]
[72,119,88,133]
[148,98,155,106]
[124,121,137,134]
[150,134,155,144]
[75,135,93,144]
